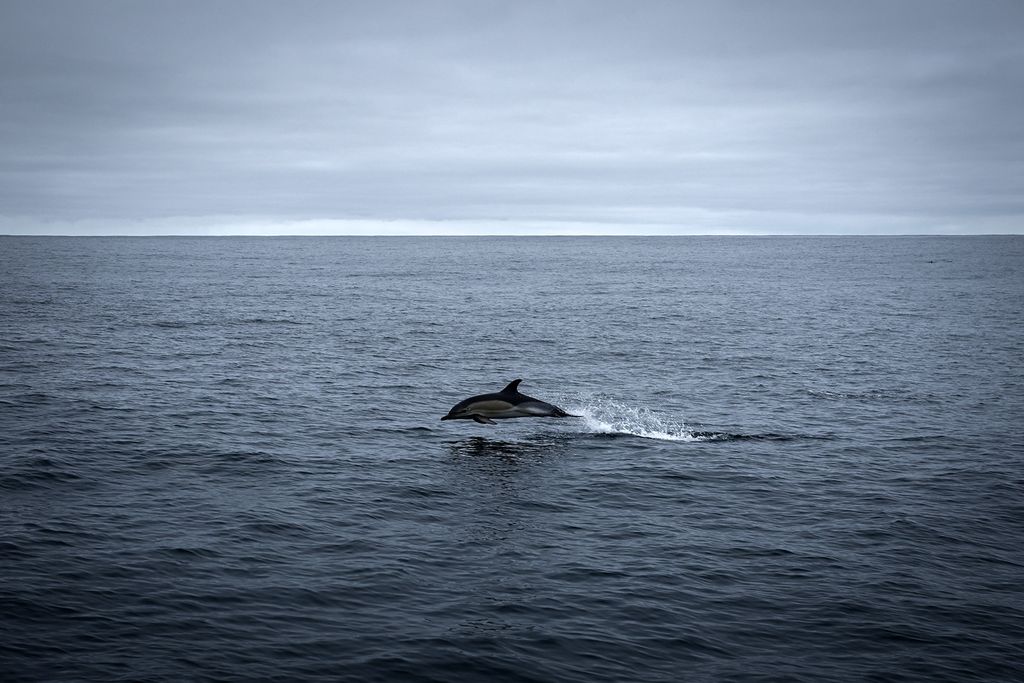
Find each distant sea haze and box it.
[2,236,1022,682]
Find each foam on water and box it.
[573,398,707,442]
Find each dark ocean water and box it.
[1,235,1023,682]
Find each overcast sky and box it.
[1,0,1022,235]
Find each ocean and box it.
[1,235,1022,682]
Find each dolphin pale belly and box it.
[441,379,576,425]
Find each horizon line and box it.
[2,232,1021,238]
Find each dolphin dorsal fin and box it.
[501,379,523,394]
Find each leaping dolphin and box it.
[441,379,576,425]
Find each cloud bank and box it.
[1,0,1022,234]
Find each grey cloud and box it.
[0,0,1022,233]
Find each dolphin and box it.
[441,379,576,425]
